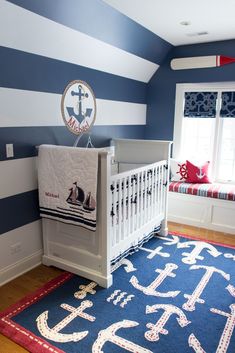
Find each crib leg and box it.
[159,219,168,236]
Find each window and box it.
[173,83,235,183]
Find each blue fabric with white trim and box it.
[220,91,235,117]
[184,92,218,118]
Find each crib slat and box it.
[146,170,149,222]
[141,172,144,227]
[139,172,143,228]
[148,169,151,221]
[160,165,163,214]
[117,180,122,244]
[153,167,156,217]
[136,171,140,230]
[157,165,160,215]
[144,170,148,224]
[131,175,134,233]
[150,167,154,220]
[159,166,162,214]
[123,177,127,239]
[113,180,118,246]
[134,174,137,232]
[127,175,131,237]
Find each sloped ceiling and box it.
[103,0,235,46]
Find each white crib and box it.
[41,138,172,287]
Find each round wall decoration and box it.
[61,80,96,136]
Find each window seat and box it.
[169,181,235,201]
[168,182,235,234]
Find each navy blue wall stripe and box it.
[0,126,145,161]
[7,0,172,65]
[0,47,147,104]
[0,190,40,235]
[145,39,235,141]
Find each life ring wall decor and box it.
[170,55,235,70]
[61,80,96,136]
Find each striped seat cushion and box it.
[169,181,235,201]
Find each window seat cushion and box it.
[169,181,235,201]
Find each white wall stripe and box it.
[0,1,158,83]
[96,99,146,125]
[0,88,146,127]
[0,220,42,276]
[0,157,38,199]
[0,88,63,127]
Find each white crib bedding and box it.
[109,164,166,265]
[110,225,160,269]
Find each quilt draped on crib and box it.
[38,145,98,231]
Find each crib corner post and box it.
[160,142,172,238]
[159,219,168,237]
[99,151,113,288]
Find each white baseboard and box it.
[0,250,42,286]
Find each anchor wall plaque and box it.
[61,80,96,146]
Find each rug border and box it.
[169,231,235,249]
[0,271,73,353]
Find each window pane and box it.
[180,118,215,162]
[217,118,235,181]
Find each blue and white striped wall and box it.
[0,0,172,283]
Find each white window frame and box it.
[173,82,235,183]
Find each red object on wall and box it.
[171,55,235,70]
[218,55,235,66]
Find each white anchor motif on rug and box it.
[224,252,235,261]
[177,240,222,264]
[36,300,95,343]
[183,265,230,311]
[210,304,235,353]
[157,235,180,246]
[111,258,137,273]
[140,245,170,259]
[145,304,190,341]
[107,289,121,302]
[92,320,153,353]
[130,263,180,297]
[189,303,235,353]
[188,333,206,353]
[74,282,97,299]
[226,284,235,297]
[112,291,127,305]
[120,294,135,308]
[107,289,135,308]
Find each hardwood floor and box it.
[168,222,235,247]
[0,222,234,353]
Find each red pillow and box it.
[186,160,211,183]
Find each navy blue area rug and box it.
[1,233,235,353]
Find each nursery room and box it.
[0,0,235,352]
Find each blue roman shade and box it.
[184,92,218,118]
[220,91,235,117]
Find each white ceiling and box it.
[103,0,235,46]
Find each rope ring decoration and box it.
[61,80,96,136]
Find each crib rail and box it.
[109,160,168,261]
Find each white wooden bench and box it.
[168,182,235,234]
